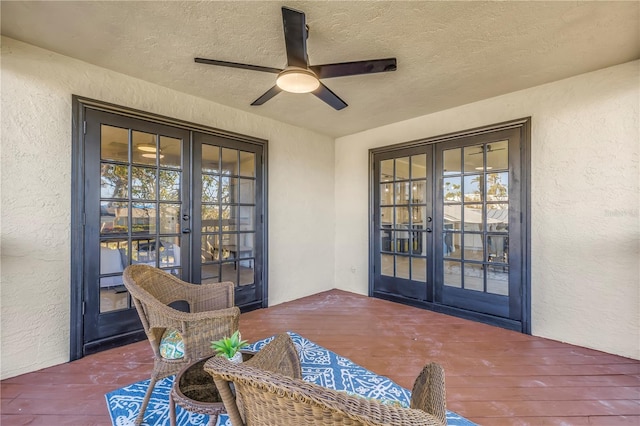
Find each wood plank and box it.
[1,289,638,425]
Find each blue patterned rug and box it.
[106,332,476,425]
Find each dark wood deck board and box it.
[1,289,638,425]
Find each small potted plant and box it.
[211,330,248,363]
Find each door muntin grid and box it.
[442,141,509,296]
[379,154,428,283]
[371,123,526,328]
[201,145,257,287]
[98,125,184,313]
[79,105,267,355]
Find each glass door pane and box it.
[435,131,521,320]
[370,120,527,333]
[193,133,263,308]
[98,128,185,314]
[83,108,190,349]
[440,142,509,295]
[373,150,432,300]
[78,105,267,357]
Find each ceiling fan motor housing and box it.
[276,67,320,93]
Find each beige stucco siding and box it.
[335,60,640,360]
[1,35,638,380]
[0,37,335,379]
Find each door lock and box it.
[182,228,192,234]
[182,214,190,221]
[426,227,432,233]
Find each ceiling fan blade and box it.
[312,83,348,110]
[251,85,283,106]
[310,58,397,79]
[281,7,308,68]
[195,58,282,74]
[470,147,506,155]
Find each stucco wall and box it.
[334,61,640,360]
[2,36,638,380]
[0,37,335,379]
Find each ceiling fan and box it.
[469,144,507,155]
[194,6,397,110]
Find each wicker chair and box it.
[122,264,240,425]
[205,335,447,426]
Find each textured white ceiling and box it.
[2,1,639,137]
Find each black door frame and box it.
[369,118,531,333]
[371,146,435,302]
[70,96,269,360]
[433,127,523,320]
[82,108,193,352]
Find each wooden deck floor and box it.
[2,289,639,425]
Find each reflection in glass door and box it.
[99,128,186,309]
[374,150,432,300]
[76,104,266,357]
[438,137,516,318]
[371,121,528,332]
[83,109,189,351]
[193,134,264,309]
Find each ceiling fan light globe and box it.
[141,153,165,159]
[137,144,157,152]
[276,67,319,93]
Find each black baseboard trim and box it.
[83,329,147,356]
[372,291,524,333]
[239,301,263,313]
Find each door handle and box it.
[427,216,432,222]
[426,227,432,233]
[182,228,192,234]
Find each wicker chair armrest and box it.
[410,362,447,425]
[205,357,444,426]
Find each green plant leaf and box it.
[211,330,248,358]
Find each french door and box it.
[371,120,529,332]
[374,148,434,301]
[74,102,266,357]
[192,133,264,308]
